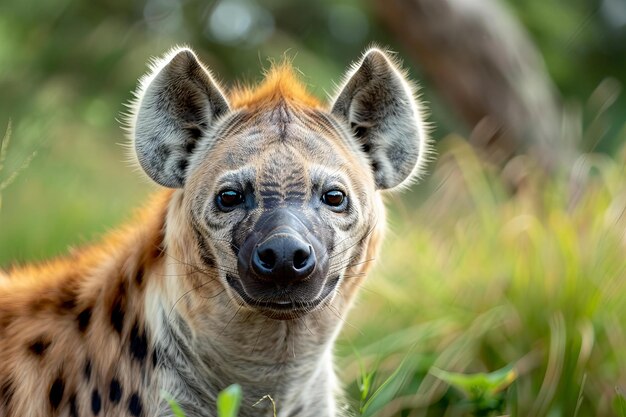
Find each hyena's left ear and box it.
[131,47,230,188]
[331,48,428,190]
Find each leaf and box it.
[430,364,517,399]
[217,384,243,417]
[161,391,186,417]
[354,349,376,408]
[361,355,413,417]
[615,386,626,417]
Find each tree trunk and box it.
[374,0,576,170]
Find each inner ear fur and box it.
[331,48,428,190]
[131,47,230,188]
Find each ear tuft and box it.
[332,47,430,190]
[127,47,230,188]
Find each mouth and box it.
[225,274,340,319]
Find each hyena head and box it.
[131,47,428,320]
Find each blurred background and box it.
[1,0,625,415]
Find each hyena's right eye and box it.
[216,190,244,211]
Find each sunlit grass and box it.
[0,121,37,212]
[339,137,626,416]
[0,119,149,266]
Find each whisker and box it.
[252,316,270,354]
[341,273,367,280]
[219,304,244,337]
[329,216,379,261]
[345,257,376,269]
[161,248,239,277]
[329,257,376,276]
[348,283,381,296]
[168,279,219,322]
[198,288,227,301]
[324,292,362,335]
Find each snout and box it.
[252,230,316,285]
[233,209,333,317]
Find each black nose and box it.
[251,234,316,284]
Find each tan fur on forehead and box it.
[229,63,322,110]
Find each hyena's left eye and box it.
[322,190,347,208]
[217,190,244,211]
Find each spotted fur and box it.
[0,46,429,417]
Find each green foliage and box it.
[430,365,516,416]
[339,137,626,416]
[615,387,626,417]
[163,385,243,417]
[356,352,376,413]
[217,384,242,417]
[359,355,414,417]
[0,121,36,212]
[162,391,186,417]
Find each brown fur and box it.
[0,191,171,416]
[230,64,322,110]
[0,47,427,417]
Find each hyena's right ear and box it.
[131,47,230,188]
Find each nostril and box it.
[257,247,277,270]
[293,246,312,270]
[251,236,316,281]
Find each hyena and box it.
[0,46,428,417]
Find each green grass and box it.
[338,137,626,416]
[0,119,149,266]
[2,127,625,416]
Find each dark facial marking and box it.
[135,265,145,286]
[49,377,65,409]
[109,379,122,404]
[258,149,307,208]
[84,359,92,381]
[69,394,78,417]
[177,158,188,173]
[259,189,282,208]
[154,143,171,163]
[91,389,102,415]
[151,348,159,368]
[191,219,216,267]
[129,323,148,363]
[269,100,292,140]
[185,127,202,141]
[28,339,51,356]
[0,307,13,331]
[110,282,126,335]
[128,392,143,416]
[77,307,92,333]
[0,378,14,407]
[59,292,77,311]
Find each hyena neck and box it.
[147,271,343,417]
[144,191,345,416]
[148,294,341,416]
